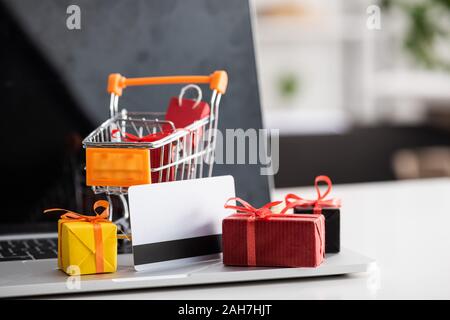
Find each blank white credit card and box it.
[128,175,236,271]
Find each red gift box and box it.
[222,198,325,268]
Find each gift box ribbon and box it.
[111,129,173,142]
[44,200,111,274]
[281,175,341,215]
[224,197,324,266]
[111,127,194,143]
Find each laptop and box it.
[0,0,372,298]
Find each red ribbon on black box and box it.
[282,175,341,214]
[222,197,325,268]
[283,175,342,253]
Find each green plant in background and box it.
[277,72,301,102]
[381,0,450,71]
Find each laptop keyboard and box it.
[0,238,132,262]
[0,238,58,261]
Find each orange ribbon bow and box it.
[281,175,341,215]
[44,200,111,274]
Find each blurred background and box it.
[254,0,450,187]
[2,0,450,232]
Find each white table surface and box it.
[60,178,450,299]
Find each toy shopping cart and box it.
[82,70,228,230]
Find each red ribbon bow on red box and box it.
[281,175,341,215]
[224,197,283,219]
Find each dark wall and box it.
[275,125,450,188]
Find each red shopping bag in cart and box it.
[111,129,175,183]
[165,84,210,148]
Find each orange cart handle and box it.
[107,70,228,96]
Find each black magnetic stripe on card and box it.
[133,234,222,265]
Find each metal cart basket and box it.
[82,70,228,229]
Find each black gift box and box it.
[293,207,340,253]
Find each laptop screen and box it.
[0,0,271,234]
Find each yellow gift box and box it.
[46,200,117,275]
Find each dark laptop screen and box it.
[0,0,271,234]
